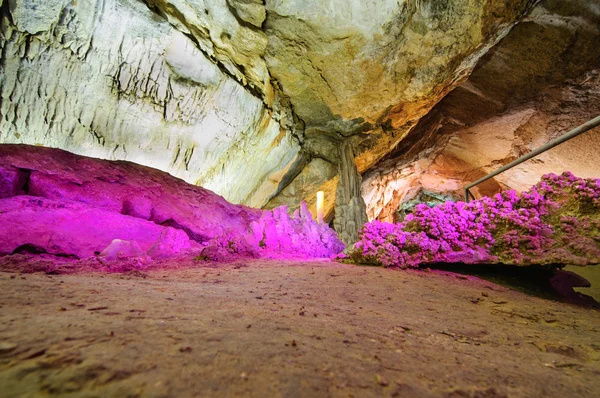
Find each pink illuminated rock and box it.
[247,202,345,259]
[147,228,193,259]
[348,172,600,269]
[199,202,345,261]
[0,144,261,243]
[0,196,185,259]
[100,240,145,261]
[0,144,344,262]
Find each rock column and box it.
[334,139,368,246]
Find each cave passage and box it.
[1,0,599,397]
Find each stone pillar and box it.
[334,139,368,246]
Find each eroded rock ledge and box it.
[363,0,600,222]
[0,0,300,208]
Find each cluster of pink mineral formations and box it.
[349,172,600,269]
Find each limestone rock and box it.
[263,0,538,224]
[7,0,69,34]
[362,1,600,221]
[0,144,262,242]
[334,140,368,246]
[550,270,592,301]
[0,0,298,207]
[248,202,345,259]
[0,196,183,259]
[1,0,539,221]
[100,240,145,262]
[265,158,338,221]
[205,201,345,260]
[0,144,343,261]
[145,0,272,97]
[227,0,266,28]
[397,190,457,222]
[147,228,192,259]
[349,173,600,269]
[3,0,593,244]
[264,0,535,127]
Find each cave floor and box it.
[1,260,599,398]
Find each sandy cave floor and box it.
[0,260,599,398]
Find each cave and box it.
[0,0,599,396]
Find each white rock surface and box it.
[99,239,145,261]
[0,0,298,207]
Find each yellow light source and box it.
[316,191,325,223]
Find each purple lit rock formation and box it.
[0,144,343,262]
[349,172,600,269]
[201,203,345,261]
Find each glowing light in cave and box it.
[317,191,325,223]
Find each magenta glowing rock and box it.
[0,144,344,263]
[147,228,192,259]
[199,202,345,261]
[348,172,600,268]
[246,202,345,259]
[0,195,191,260]
[0,145,261,242]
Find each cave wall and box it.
[0,0,300,208]
[363,0,600,223]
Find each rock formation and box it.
[333,139,368,246]
[262,0,540,225]
[0,0,540,239]
[204,202,345,261]
[0,144,343,262]
[349,172,600,269]
[1,0,599,248]
[0,0,300,208]
[363,0,600,221]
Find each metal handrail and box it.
[464,115,600,202]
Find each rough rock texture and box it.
[0,0,538,224]
[349,173,600,269]
[266,158,338,223]
[363,0,600,222]
[264,0,534,128]
[248,202,345,259]
[264,0,538,221]
[0,144,261,240]
[204,202,345,261]
[0,196,192,259]
[0,144,343,261]
[333,140,368,246]
[0,0,299,208]
[397,190,455,222]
